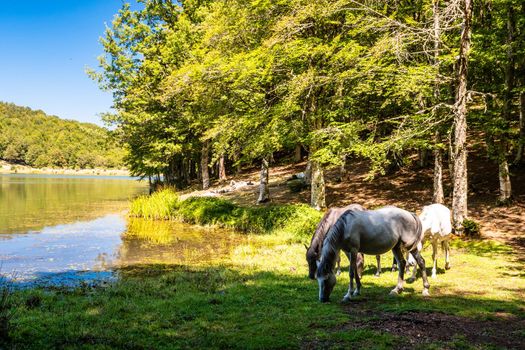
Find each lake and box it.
[0,174,244,287]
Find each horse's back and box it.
[420,203,452,237]
[345,206,421,255]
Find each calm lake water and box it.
[0,174,244,287]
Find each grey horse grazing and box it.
[306,204,383,281]
[316,206,430,303]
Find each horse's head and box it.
[317,270,336,303]
[305,245,319,280]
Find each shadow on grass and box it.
[451,238,513,256]
[4,263,524,349]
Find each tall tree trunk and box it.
[201,141,210,190]
[419,149,429,168]
[498,153,512,202]
[433,132,445,204]
[233,151,242,174]
[310,160,326,210]
[219,154,227,181]
[515,92,525,164]
[432,0,444,204]
[304,160,312,186]
[497,3,515,202]
[339,154,347,181]
[451,0,472,233]
[257,157,270,204]
[294,145,302,163]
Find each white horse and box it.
[407,203,452,280]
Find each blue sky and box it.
[0,1,131,125]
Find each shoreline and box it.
[0,161,130,177]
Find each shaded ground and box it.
[337,306,525,349]
[196,154,525,251]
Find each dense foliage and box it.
[91,0,525,217]
[0,102,124,169]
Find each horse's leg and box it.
[391,256,397,272]
[390,244,406,295]
[375,255,381,277]
[411,249,430,296]
[336,254,342,276]
[407,252,418,283]
[431,240,438,278]
[357,253,364,279]
[443,240,451,270]
[342,252,354,302]
[351,250,361,297]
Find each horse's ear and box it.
[304,243,309,250]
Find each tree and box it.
[452,0,473,232]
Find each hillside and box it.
[0,102,124,169]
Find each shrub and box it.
[462,218,481,237]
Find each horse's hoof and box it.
[422,289,430,297]
[374,273,381,278]
[431,273,437,279]
[352,290,360,298]
[389,288,402,296]
[336,270,342,276]
[445,263,451,270]
[342,296,351,303]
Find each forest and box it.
[91,0,525,232]
[0,102,124,169]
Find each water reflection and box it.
[118,218,245,266]
[0,174,147,234]
[0,215,246,287]
[0,215,125,287]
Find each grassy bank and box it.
[2,190,524,349]
[130,188,323,242]
[3,232,524,349]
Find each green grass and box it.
[4,233,524,349]
[129,188,180,220]
[130,189,323,242]
[3,192,524,349]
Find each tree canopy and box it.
[91,0,525,221]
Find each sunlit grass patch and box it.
[129,188,179,220]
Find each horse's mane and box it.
[308,209,333,254]
[317,209,358,277]
[309,204,364,257]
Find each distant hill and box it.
[0,102,124,169]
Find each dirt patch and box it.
[337,305,525,349]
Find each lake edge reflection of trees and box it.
[0,102,125,169]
